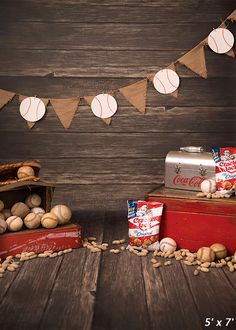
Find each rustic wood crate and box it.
[0,181,82,259]
[146,185,236,254]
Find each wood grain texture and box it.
[142,257,202,330]
[0,0,235,213]
[1,49,236,78]
[0,22,235,51]
[40,210,105,330]
[0,257,63,330]
[92,210,150,330]
[1,0,235,23]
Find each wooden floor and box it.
[0,210,235,330]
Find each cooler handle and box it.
[180,146,204,153]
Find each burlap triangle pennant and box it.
[18,95,49,129]
[83,95,112,125]
[50,98,80,129]
[0,89,15,109]
[167,63,179,98]
[178,44,207,79]
[119,79,148,113]
[227,9,236,21]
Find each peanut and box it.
[63,249,72,253]
[7,266,15,272]
[38,253,48,258]
[216,263,224,268]
[153,262,161,268]
[200,267,210,273]
[29,255,37,259]
[112,240,120,245]
[164,261,171,266]
[210,262,216,267]
[151,258,158,264]
[120,246,125,251]
[90,247,101,253]
[0,268,5,273]
[88,237,96,241]
[201,262,211,268]
[184,261,193,266]
[57,251,63,256]
[0,273,4,278]
[229,266,234,273]
[225,256,231,261]
[161,252,166,257]
[6,256,13,260]
[91,241,97,246]
[193,269,199,276]
[15,254,21,259]
[49,253,58,258]
[175,256,183,261]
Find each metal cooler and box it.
[165,146,216,191]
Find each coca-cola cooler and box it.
[165,146,215,191]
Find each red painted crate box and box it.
[0,181,82,259]
[146,185,236,254]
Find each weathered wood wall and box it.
[0,0,235,210]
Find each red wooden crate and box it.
[146,185,236,254]
[0,223,82,260]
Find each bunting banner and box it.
[178,43,208,79]
[50,98,80,129]
[19,95,49,129]
[119,79,148,113]
[0,9,235,129]
[0,89,15,110]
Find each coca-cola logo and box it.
[173,175,205,187]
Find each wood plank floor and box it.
[0,210,235,330]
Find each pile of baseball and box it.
[0,195,72,234]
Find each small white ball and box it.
[51,205,72,225]
[160,237,177,253]
[201,179,217,194]
[24,213,41,229]
[0,219,7,234]
[25,194,42,208]
[31,207,45,218]
[6,216,23,232]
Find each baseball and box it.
[6,216,23,232]
[11,202,30,218]
[20,96,46,122]
[1,208,12,219]
[50,204,72,225]
[31,207,45,218]
[200,179,217,194]
[0,200,4,212]
[17,166,35,179]
[197,247,215,263]
[0,219,7,234]
[208,28,234,54]
[159,237,177,253]
[24,213,41,229]
[210,243,227,260]
[25,194,42,208]
[41,212,58,229]
[153,69,180,94]
[91,93,117,119]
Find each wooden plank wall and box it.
[0,0,235,211]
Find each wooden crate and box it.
[0,180,54,212]
[0,223,82,259]
[146,185,236,254]
[0,181,83,259]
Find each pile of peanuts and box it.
[149,248,236,275]
[83,237,126,254]
[83,237,236,276]
[0,248,72,279]
[196,191,231,199]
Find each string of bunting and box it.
[0,9,235,129]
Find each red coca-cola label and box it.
[173,175,205,187]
